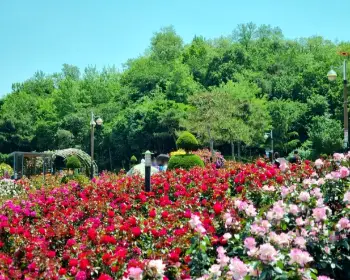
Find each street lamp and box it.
[264,130,274,160]
[90,112,103,179]
[144,150,153,192]
[327,52,349,149]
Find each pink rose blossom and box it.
[245,205,257,217]
[229,257,249,280]
[315,159,323,168]
[333,153,344,161]
[288,248,313,267]
[75,271,87,280]
[299,191,310,202]
[223,233,232,241]
[258,243,278,262]
[343,191,350,204]
[244,237,256,250]
[128,267,143,280]
[281,186,290,198]
[336,218,350,230]
[289,204,299,215]
[294,236,306,249]
[209,264,221,277]
[312,207,327,222]
[317,178,325,185]
[339,166,350,178]
[318,276,333,280]
[311,187,323,199]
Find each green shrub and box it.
[130,155,137,165]
[168,154,204,170]
[0,163,13,178]
[61,174,89,185]
[66,156,81,170]
[176,131,198,152]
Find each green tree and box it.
[308,115,343,155]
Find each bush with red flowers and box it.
[0,155,349,279]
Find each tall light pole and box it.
[144,150,152,192]
[90,112,103,179]
[327,52,349,150]
[264,130,273,160]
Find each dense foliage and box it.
[167,154,204,170]
[1,24,349,170]
[0,156,349,279]
[66,156,82,170]
[176,132,199,152]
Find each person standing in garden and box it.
[290,151,301,164]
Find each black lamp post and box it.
[264,130,274,160]
[144,150,152,192]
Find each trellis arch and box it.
[51,148,97,177]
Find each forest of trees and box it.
[0,23,349,170]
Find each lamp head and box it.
[95,117,103,126]
[327,69,337,81]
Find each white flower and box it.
[148,260,165,276]
[223,233,232,241]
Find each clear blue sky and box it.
[0,0,349,96]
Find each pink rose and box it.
[333,153,344,161]
[339,166,350,178]
[229,257,249,280]
[343,191,350,204]
[128,267,143,280]
[315,159,324,168]
[258,243,278,262]
[312,207,327,222]
[299,191,310,202]
[288,248,313,267]
[336,218,350,230]
[244,237,256,250]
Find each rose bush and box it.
[0,154,348,279]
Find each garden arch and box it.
[51,148,97,177]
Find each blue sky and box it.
[0,0,349,96]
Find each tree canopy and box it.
[0,23,347,168]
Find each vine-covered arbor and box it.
[9,148,97,179]
[51,148,97,177]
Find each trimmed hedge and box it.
[66,156,82,170]
[168,154,204,170]
[176,131,198,152]
[130,155,138,164]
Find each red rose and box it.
[183,210,191,218]
[47,251,56,258]
[107,210,114,218]
[131,227,142,237]
[79,258,90,270]
[149,209,156,218]
[58,268,67,275]
[161,211,169,219]
[68,258,79,267]
[98,274,113,280]
[184,255,191,264]
[102,253,112,265]
[236,186,244,193]
[213,202,223,215]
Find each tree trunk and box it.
[231,140,235,161]
[109,147,113,171]
[238,142,241,160]
[207,126,215,160]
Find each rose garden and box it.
[0,131,349,280]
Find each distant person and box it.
[273,152,280,168]
[289,151,300,164]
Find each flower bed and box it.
[0,156,349,279]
